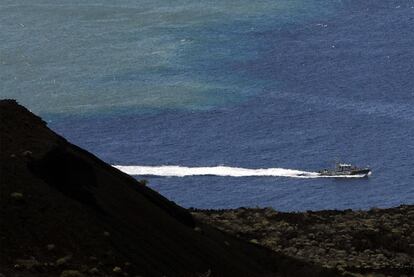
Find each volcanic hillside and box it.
[0,100,339,277]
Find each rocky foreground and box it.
[192,206,414,277]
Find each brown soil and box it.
[192,206,414,277]
[0,100,340,277]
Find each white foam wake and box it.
[113,165,367,178]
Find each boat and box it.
[318,163,371,177]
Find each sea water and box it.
[1,0,413,211]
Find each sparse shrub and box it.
[138,179,148,186]
[10,192,24,201]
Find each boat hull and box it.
[318,168,371,177]
[349,169,371,175]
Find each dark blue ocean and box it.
[2,0,413,211]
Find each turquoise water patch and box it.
[1,0,338,115]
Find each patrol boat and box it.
[318,163,371,177]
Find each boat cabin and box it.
[335,163,354,171]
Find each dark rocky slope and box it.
[193,206,414,277]
[0,100,338,277]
